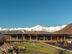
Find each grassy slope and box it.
[10,41,58,54]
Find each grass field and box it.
[9,41,72,54]
[10,41,59,54]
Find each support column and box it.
[23,35,25,41]
[55,36,57,41]
[56,35,59,44]
[64,36,66,41]
[16,34,18,40]
[51,35,52,41]
[10,35,12,41]
[10,36,12,41]
[57,36,59,41]
[36,36,38,41]
[55,36,58,44]
[9,35,12,43]
[64,35,67,47]
[22,34,25,41]
[43,36,45,41]
[28,32,31,41]
[30,35,31,41]
[60,36,63,42]
[54,36,57,43]
[36,32,38,41]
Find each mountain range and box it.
[0,25,66,33]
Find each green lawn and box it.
[10,41,59,54]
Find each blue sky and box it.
[0,0,72,28]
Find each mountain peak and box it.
[33,25,43,28]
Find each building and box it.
[4,24,72,44]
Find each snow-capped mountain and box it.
[28,25,66,32]
[0,25,66,32]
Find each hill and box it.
[54,24,72,35]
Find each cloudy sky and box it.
[0,0,72,28]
